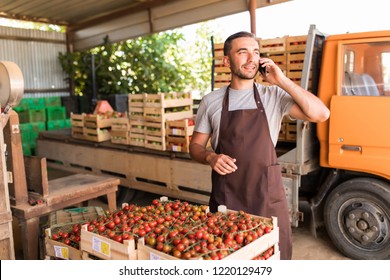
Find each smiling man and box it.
[189,31,329,260]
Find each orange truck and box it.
[36,25,389,260]
[281,25,390,260]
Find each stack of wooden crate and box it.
[166,118,195,153]
[70,113,113,142]
[128,94,146,147]
[286,35,309,87]
[143,92,193,151]
[110,117,131,145]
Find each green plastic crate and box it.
[44,96,62,107]
[46,106,66,121]
[18,108,46,123]
[22,141,32,156]
[64,119,71,128]
[26,98,45,109]
[30,122,46,148]
[47,119,66,130]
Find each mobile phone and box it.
[259,63,267,76]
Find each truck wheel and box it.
[324,178,390,259]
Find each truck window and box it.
[341,41,390,96]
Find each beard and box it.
[230,61,258,80]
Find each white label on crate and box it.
[92,236,111,257]
[172,128,183,135]
[54,246,69,259]
[150,252,161,260]
[172,145,181,152]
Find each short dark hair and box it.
[223,31,257,56]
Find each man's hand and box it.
[206,153,237,175]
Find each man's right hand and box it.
[206,153,237,175]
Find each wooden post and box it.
[3,110,28,205]
[249,0,257,35]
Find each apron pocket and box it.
[267,164,285,204]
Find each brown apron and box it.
[209,84,292,260]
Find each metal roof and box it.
[0,0,290,50]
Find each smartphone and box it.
[259,63,267,76]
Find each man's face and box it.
[225,37,260,80]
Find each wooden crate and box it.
[111,117,130,131]
[286,119,297,141]
[137,205,279,260]
[145,121,165,137]
[70,112,85,127]
[83,127,111,142]
[111,130,130,145]
[213,42,225,66]
[143,107,193,122]
[129,106,144,120]
[71,126,85,140]
[166,118,194,137]
[260,37,286,53]
[143,92,192,108]
[287,52,305,71]
[84,114,113,129]
[145,134,166,151]
[80,225,137,260]
[44,228,82,260]
[129,132,145,147]
[128,93,145,108]
[49,206,104,227]
[286,35,307,52]
[165,118,194,153]
[129,120,145,134]
[278,121,287,141]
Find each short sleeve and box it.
[194,98,212,134]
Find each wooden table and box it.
[11,173,119,260]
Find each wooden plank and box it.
[80,225,137,260]
[24,156,49,198]
[3,110,28,205]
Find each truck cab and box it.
[314,29,390,260]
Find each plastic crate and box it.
[18,108,46,123]
[44,96,62,107]
[47,119,67,130]
[26,97,45,109]
[46,106,66,121]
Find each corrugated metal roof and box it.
[0,0,290,50]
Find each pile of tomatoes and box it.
[50,199,275,260]
[50,223,82,249]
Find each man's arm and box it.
[260,57,330,122]
[189,131,237,175]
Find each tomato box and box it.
[143,92,192,109]
[137,205,280,260]
[80,224,137,260]
[45,227,82,260]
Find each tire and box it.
[324,178,390,260]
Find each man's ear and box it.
[223,56,230,67]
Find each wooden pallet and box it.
[80,225,137,260]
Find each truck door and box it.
[328,39,390,179]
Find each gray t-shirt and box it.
[194,83,295,150]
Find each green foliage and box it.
[59,23,222,98]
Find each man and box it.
[189,31,330,260]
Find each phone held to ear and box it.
[259,63,266,76]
